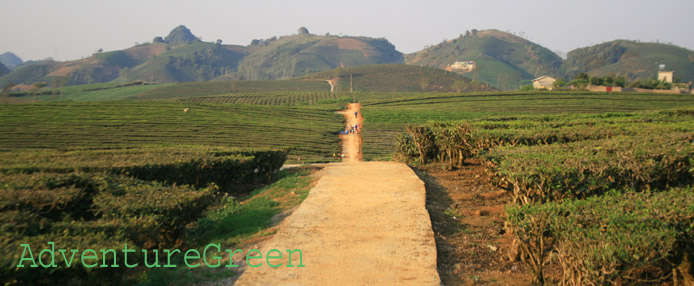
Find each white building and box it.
[532,75,556,90]
[658,70,674,83]
[445,61,476,72]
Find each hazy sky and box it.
[2,0,693,62]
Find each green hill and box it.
[307,64,493,93]
[0,62,8,76]
[231,34,403,80]
[563,40,694,82]
[405,29,563,90]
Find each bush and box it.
[507,187,694,285]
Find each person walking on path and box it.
[354,111,358,118]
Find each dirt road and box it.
[233,104,440,285]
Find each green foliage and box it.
[0,102,341,163]
[0,146,290,284]
[507,187,694,285]
[179,91,340,106]
[134,80,329,100]
[10,81,165,102]
[393,105,694,284]
[363,91,694,161]
[487,132,694,204]
[519,84,533,91]
[630,78,673,90]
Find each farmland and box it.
[393,106,694,285]
[3,78,694,285]
[0,101,342,163]
[360,91,694,160]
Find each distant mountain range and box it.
[2,26,693,90]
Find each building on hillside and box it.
[658,70,674,83]
[532,75,556,90]
[445,61,476,72]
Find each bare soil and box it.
[414,159,533,285]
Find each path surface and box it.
[233,104,440,285]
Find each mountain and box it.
[0,52,23,69]
[563,40,694,82]
[164,25,200,46]
[406,29,563,90]
[3,26,693,90]
[0,26,251,86]
[0,26,402,86]
[230,34,403,80]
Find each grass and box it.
[0,101,342,164]
[130,167,315,286]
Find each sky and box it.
[1,0,693,62]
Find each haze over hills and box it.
[0,52,23,70]
[1,26,693,90]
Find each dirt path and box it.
[233,104,440,285]
[337,103,363,162]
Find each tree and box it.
[153,36,165,43]
[569,79,588,90]
[602,76,613,86]
[298,27,309,35]
[575,72,589,81]
[553,79,567,89]
[614,76,626,87]
[589,76,603,86]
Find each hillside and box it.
[405,29,563,90]
[307,64,493,93]
[0,26,251,87]
[0,62,8,76]
[563,40,694,82]
[0,26,402,87]
[230,33,403,80]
